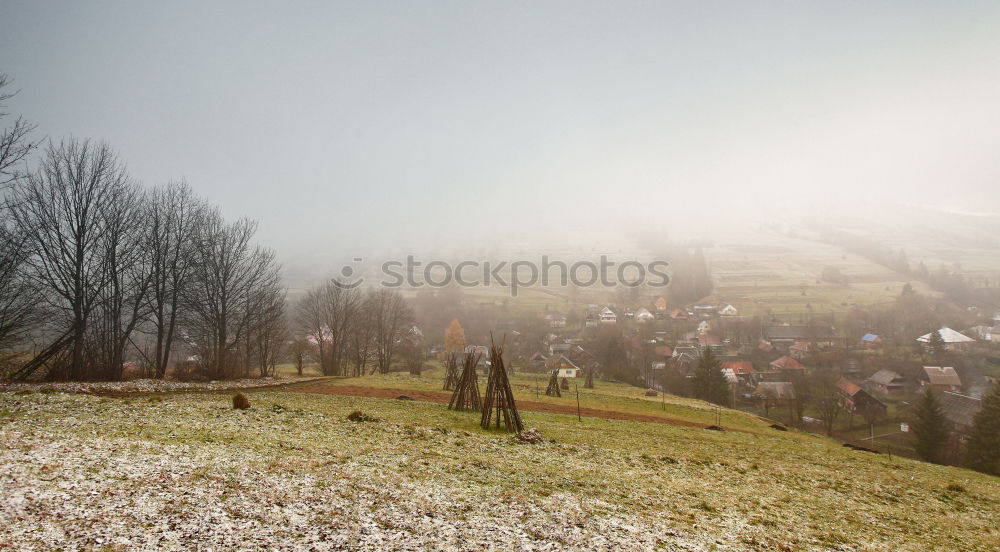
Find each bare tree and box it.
[0,221,43,363]
[323,284,360,376]
[811,370,842,436]
[294,282,359,376]
[7,140,131,380]
[243,264,286,377]
[88,181,152,380]
[347,295,375,376]
[0,73,40,189]
[182,212,280,379]
[369,288,412,374]
[145,181,207,378]
[296,284,331,374]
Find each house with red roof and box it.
[769,356,804,371]
[789,341,811,360]
[837,377,886,416]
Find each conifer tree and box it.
[965,386,1000,475]
[911,389,950,464]
[692,347,730,406]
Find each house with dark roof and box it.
[922,366,962,392]
[528,351,549,370]
[673,345,701,359]
[764,325,841,348]
[866,369,909,395]
[934,390,983,435]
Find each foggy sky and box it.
[2,1,1000,260]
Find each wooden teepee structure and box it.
[480,337,523,432]
[545,369,561,397]
[442,353,459,391]
[448,351,482,411]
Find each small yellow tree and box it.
[444,318,466,352]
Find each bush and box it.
[232,393,250,410]
[346,410,378,422]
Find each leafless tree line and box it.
[0,137,285,381]
[295,284,414,377]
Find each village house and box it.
[916,327,975,351]
[860,333,882,348]
[672,345,701,359]
[634,307,654,322]
[544,313,567,328]
[769,355,805,372]
[545,354,583,378]
[698,333,723,351]
[837,378,887,417]
[719,304,739,316]
[788,341,811,360]
[528,351,549,370]
[654,296,668,311]
[464,345,490,370]
[866,369,909,395]
[934,390,983,437]
[722,361,754,391]
[764,325,841,348]
[697,320,711,334]
[599,306,617,324]
[922,366,962,392]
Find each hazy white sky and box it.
[2,1,1000,258]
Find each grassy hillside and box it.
[1,376,998,550]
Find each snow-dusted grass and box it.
[2,390,998,551]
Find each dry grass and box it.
[1,387,998,551]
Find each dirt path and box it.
[285,384,711,429]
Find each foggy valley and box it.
[2,2,999,551]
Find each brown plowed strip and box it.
[286,384,710,430]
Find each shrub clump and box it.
[232,393,251,410]
[346,410,378,423]
[946,483,966,493]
